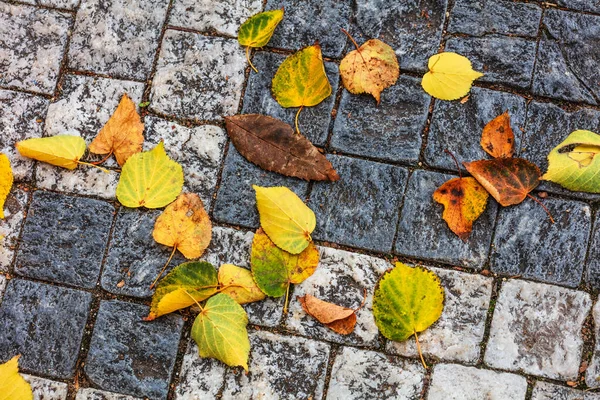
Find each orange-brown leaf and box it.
[298,294,357,335]
[480,111,514,158]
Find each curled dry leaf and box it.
[16,135,87,170]
[225,114,339,181]
[480,111,514,158]
[298,294,361,335]
[0,154,13,219]
[0,355,33,400]
[421,52,483,101]
[218,263,266,304]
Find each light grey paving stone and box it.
[484,279,592,380]
[169,0,263,37]
[150,30,246,121]
[586,301,600,388]
[0,276,5,303]
[427,364,528,400]
[327,347,425,400]
[532,381,600,400]
[75,388,141,400]
[0,3,72,95]
[286,246,390,347]
[143,118,227,207]
[68,0,170,80]
[221,331,330,399]
[23,375,68,400]
[36,164,120,200]
[387,267,492,364]
[0,187,29,272]
[175,341,226,400]
[0,90,48,182]
[18,0,79,9]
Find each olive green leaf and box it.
[238,9,284,72]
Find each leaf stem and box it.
[295,106,304,135]
[527,193,555,224]
[77,161,110,174]
[246,46,258,73]
[283,283,291,314]
[183,289,204,312]
[340,28,360,52]
[353,287,368,312]
[444,149,462,178]
[414,330,428,369]
[150,246,177,289]
[88,151,113,166]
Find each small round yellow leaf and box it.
[421,52,483,101]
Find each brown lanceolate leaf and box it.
[464,158,541,206]
[224,114,339,181]
[298,294,357,335]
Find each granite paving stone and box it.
[150,30,246,121]
[0,187,29,272]
[586,215,600,291]
[353,0,447,71]
[240,51,339,146]
[85,300,184,400]
[490,197,592,287]
[15,191,114,288]
[0,3,72,95]
[286,246,390,347]
[0,279,92,379]
[221,331,330,399]
[484,279,591,380]
[17,0,79,9]
[331,76,430,164]
[264,0,352,58]
[68,0,170,80]
[0,90,48,182]
[100,208,187,298]
[427,364,528,400]
[552,0,600,13]
[394,170,498,269]
[532,381,600,400]
[327,347,425,400]
[533,10,600,105]
[387,267,492,364]
[75,388,141,400]
[169,0,263,37]
[213,147,310,228]
[445,35,537,89]
[586,300,600,388]
[144,117,227,207]
[175,341,226,400]
[424,87,527,172]
[309,155,408,253]
[36,165,120,200]
[0,276,5,303]
[23,375,68,400]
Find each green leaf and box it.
[542,130,600,193]
[146,261,218,321]
[139,101,150,108]
[191,293,250,371]
[238,9,284,48]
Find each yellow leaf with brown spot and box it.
[15,135,86,170]
[0,355,33,400]
[218,264,266,304]
[480,111,515,158]
[0,154,13,219]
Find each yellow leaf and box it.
[0,355,33,400]
[0,154,13,219]
[15,135,87,170]
[421,52,483,101]
[253,185,316,254]
[238,9,284,48]
[116,142,184,208]
[218,264,266,304]
[89,94,144,166]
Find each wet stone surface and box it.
[15,191,114,288]
[0,276,5,302]
[552,0,600,13]
[85,300,184,400]
[532,381,600,400]
[23,374,68,400]
[0,279,92,379]
[394,170,498,270]
[484,279,591,380]
[175,341,226,400]
[0,187,29,272]
[75,388,142,400]
[586,217,600,291]
[586,301,600,388]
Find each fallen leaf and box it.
[225,114,339,181]
[89,94,144,166]
[0,154,13,219]
[116,142,184,208]
[253,185,316,254]
[464,158,540,206]
[433,176,488,241]
[480,111,515,158]
[146,261,218,321]
[0,355,33,400]
[298,294,357,335]
[238,8,284,72]
[218,264,266,304]
[191,293,250,371]
[16,135,87,170]
[421,52,483,100]
[543,130,600,193]
[339,36,399,104]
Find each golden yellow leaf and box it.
[0,355,33,400]
[0,154,13,219]
[218,264,266,304]
[421,52,483,101]
[89,94,144,166]
[253,185,316,254]
[15,135,87,170]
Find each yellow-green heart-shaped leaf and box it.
[0,355,33,400]
[421,52,483,101]
[238,9,284,48]
[218,264,266,304]
[0,154,13,219]
[15,135,87,170]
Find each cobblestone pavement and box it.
[1,0,600,399]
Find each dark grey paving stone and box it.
[85,300,184,400]
[353,0,448,71]
[264,0,352,58]
[424,87,528,172]
[0,279,92,379]
[100,208,187,298]
[533,10,600,105]
[448,0,541,37]
[445,35,537,89]
[521,101,600,200]
[491,197,592,288]
[241,51,339,146]
[308,155,408,253]
[584,212,600,291]
[15,191,114,289]
[394,170,498,270]
[330,76,430,164]
[213,147,310,228]
[552,0,600,13]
